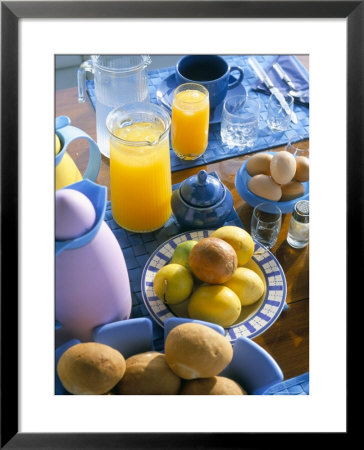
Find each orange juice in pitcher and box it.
[107,103,172,233]
[171,83,209,160]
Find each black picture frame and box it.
[1,1,358,447]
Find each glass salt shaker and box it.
[287,200,309,248]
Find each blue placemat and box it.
[104,172,247,351]
[86,55,309,172]
[264,372,309,395]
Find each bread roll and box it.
[116,351,181,395]
[57,342,126,395]
[164,322,233,379]
[180,376,247,395]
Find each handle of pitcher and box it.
[77,60,94,103]
[56,123,101,183]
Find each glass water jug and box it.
[78,55,151,157]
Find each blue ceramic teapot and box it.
[171,170,234,229]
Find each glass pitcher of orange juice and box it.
[171,83,209,160]
[106,102,172,233]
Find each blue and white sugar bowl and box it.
[171,170,234,229]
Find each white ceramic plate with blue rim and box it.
[235,152,309,214]
[141,230,287,343]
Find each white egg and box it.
[294,156,309,182]
[246,152,273,176]
[270,151,297,185]
[248,174,282,201]
[280,181,305,201]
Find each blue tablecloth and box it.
[86,55,309,172]
[57,172,302,394]
[104,172,247,351]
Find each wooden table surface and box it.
[55,61,309,382]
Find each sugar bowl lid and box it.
[179,170,225,207]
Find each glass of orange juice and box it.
[171,83,209,160]
[106,102,172,233]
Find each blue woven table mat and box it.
[86,55,309,172]
[264,372,309,395]
[105,172,246,351]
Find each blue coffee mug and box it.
[175,55,244,109]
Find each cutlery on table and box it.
[272,62,308,100]
[248,57,298,124]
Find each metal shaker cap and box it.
[293,200,309,223]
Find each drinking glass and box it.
[251,202,282,249]
[267,93,294,132]
[286,140,309,157]
[221,96,260,150]
[171,83,209,160]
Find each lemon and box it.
[224,267,265,306]
[188,285,241,328]
[211,226,255,266]
[153,263,194,305]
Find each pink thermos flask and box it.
[55,179,132,345]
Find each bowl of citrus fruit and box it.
[141,226,287,342]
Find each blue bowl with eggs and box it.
[235,151,309,214]
[55,317,283,395]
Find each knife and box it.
[248,57,297,124]
[272,62,297,91]
[273,62,309,103]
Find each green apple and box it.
[171,240,198,270]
